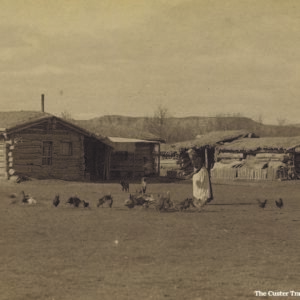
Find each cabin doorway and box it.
[84,137,108,181]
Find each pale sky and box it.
[0,0,300,124]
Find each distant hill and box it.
[71,115,300,143]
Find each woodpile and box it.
[213,149,296,181]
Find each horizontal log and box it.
[218,153,244,159]
[20,133,81,141]
[255,153,291,160]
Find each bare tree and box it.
[145,105,171,141]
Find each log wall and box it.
[10,121,85,181]
[0,139,6,178]
[213,150,293,181]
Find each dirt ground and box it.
[0,178,299,300]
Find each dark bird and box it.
[120,180,129,192]
[156,191,173,212]
[9,193,18,204]
[141,177,147,194]
[73,197,81,207]
[53,194,60,207]
[124,193,153,209]
[178,198,195,211]
[66,197,74,205]
[67,196,81,207]
[82,200,89,208]
[21,190,30,204]
[275,198,283,209]
[97,194,113,208]
[257,199,267,209]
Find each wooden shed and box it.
[107,137,161,179]
[213,137,300,181]
[0,111,112,181]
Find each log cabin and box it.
[160,130,256,178]
[0,111,112,181]
[107,137,161,179]
[212,137,300,181]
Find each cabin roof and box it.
[0,111,111,146]
[218,136,300,152]
[162,130,256,151]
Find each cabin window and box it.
[42,141,53,165]
[61,142,73,156]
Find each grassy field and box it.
[1,178,300,300]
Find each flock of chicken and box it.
[10,176,285,212]
[10,177,195,212]
[256,198,284,209]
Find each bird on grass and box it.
[67,196,81,207]
[275,198,283,209]
[53,194,60,207]
[257,199,267,209]
[21,191,30,204]
[82,200,89,208]
[177,198,195,211]
[97,194,113,208]
[120,180,129,192]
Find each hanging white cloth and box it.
[192,167,211,207]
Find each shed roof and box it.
[72,120,165,143]
[218,136,300,152]
[163,130,255,151]
[108,137,159,144]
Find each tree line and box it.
[59,107,300,143]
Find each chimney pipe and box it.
[41,94,45,112]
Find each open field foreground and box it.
[1,179,300,300]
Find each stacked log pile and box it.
[213,150,295,181]
[0,139,7,179]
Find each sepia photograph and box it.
[1,1,300,299]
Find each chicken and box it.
[257,199,267,209]
[124,193,155,209]
[275,198,283,209]
[177,198,195,211]
[120,180,129,192]
[82,200,89,208]
[156,191,173,212]
[53,194,60,207]
[67,196,81,207]
[21,191,30,204]
[97,194,113,208]
[141,177,147,194]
